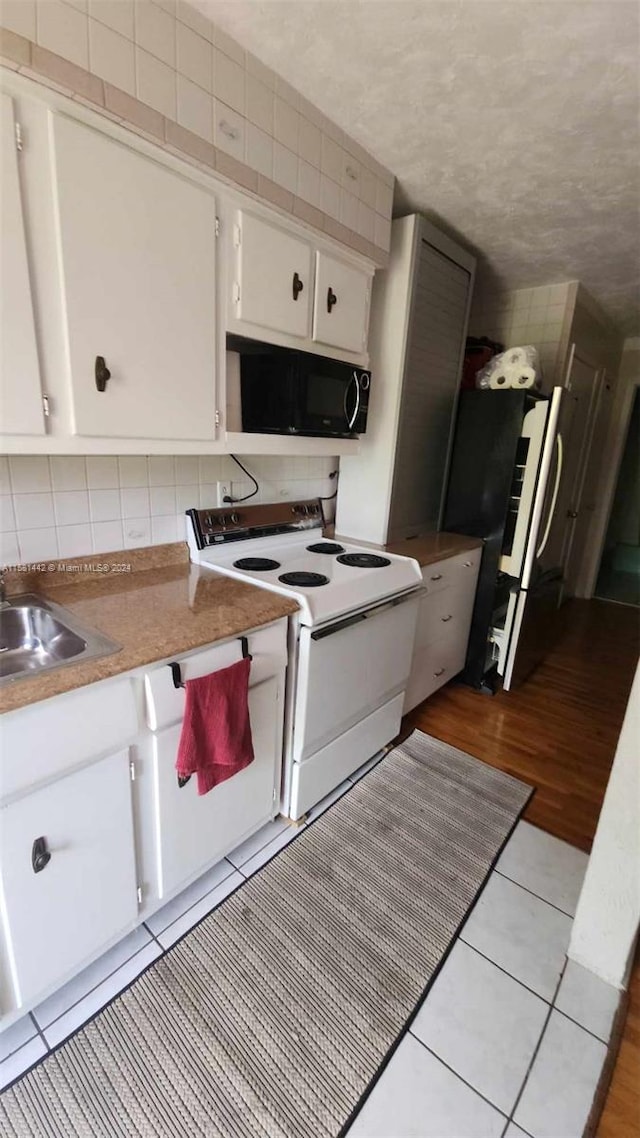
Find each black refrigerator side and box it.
[442,390,528,689]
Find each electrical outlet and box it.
[216,481,230,506]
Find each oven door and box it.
[292,590,420,764]
[286,590,420,817]
[297,354,370,438]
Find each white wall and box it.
[0,453,337,566]
[578,336,640,595]
[568,659,640,989]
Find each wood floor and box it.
[405,596,640,1136]
[406,598,639,853]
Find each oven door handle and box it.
[310,588,424,640]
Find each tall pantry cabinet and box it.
[336,215,476,544]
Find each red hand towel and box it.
[175,657,254,795]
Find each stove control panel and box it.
[187,499,323,549]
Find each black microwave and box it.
[229,336,371,439]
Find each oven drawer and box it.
[293,592,420,763]
[287,692,404,820]
[422,548,481,594]
[143,620,287,731]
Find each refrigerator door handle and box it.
[536,433,563,557]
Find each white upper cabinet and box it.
[0,94,44,435]
[312,252,371,354]
[51,114,217,440]
[234,211,313,339]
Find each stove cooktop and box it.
[187,499,422,627]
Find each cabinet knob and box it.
[430,573,443,581]
[434,667,445,677]
[95,356,111,392]
[463,561,472,567]
[441,614,453,622]
[292,272,304,300]
[31,836,51,874]
[327,287,337,313]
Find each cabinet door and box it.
[151,674,281,898]
[51,115,217,439]
[312,252,370,354]
[235,211,312,338]
[0,750,138,1008]
[0,95,44,435]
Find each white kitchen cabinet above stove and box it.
[0,71,375,457]
[227,207,373,363]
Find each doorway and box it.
[594,387,640,607]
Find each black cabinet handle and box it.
[32,837,51,874]
[327,287,337,313]
[292,272,304,300]
[95,356,111,392]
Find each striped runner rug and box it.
[0,730,532,1138]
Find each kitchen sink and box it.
[0,594,120,684]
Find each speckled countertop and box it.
[332,528,482,567]
[382,532,483,567]
[1,543,297,714]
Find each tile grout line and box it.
[28,1012,49,1056]
[494,868,577,919]
[503,959,567,1132]
[551,997,615,1047]
[409,1031,509,1122]
[458,938,554,1005]
[144,862,238,937]
[31,941,159,1036]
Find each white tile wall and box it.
[0,454,338,566]
[0,0,394,253]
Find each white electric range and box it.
[187,499,422,819]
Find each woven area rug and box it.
[0,730,532,1138]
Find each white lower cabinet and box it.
[403,550,481,713]
[0,619,288,1026]
[150,674,282,898]
[137,618,287,909]
[0,749,138,1010]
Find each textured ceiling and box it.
[197,0,640,333]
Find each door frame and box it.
[579,370,640,598]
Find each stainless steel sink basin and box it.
[0,594,120,684]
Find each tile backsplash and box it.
[0,454,338,567]
[0,0,393,259]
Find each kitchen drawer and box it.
[144,619,287,731]
[413,580,477,653]
[422,547,481,594]
[403,623,469,714]
[288,692,404,820]
[150,673,282,898]
[1,678,138,802]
